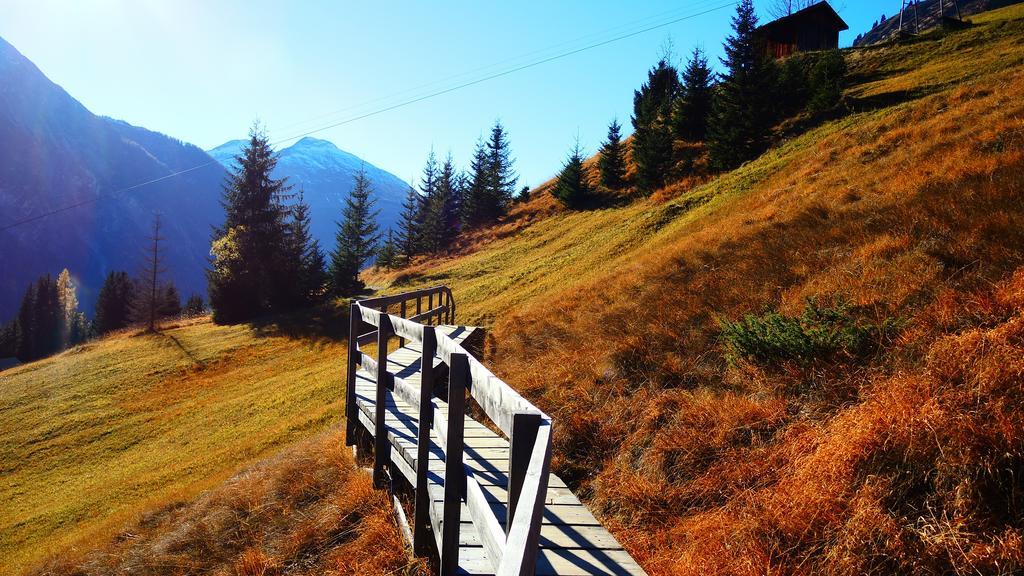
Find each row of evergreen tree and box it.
[206,126,391,322]
[550,0,848,207]
[0,268,204,362]
[378,121,519,267]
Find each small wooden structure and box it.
[345,286,646,575]
[756,1,849,59]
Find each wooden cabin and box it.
[755,1,849,59]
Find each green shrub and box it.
[719,298,895,366]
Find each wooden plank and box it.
[414,326,436,556]
[442,352,468,576]
[498,422,552,576]
[508,412,541,533]
[357,285,447,308]
[346,302,359,446]
[460,546,646,576]
[409,305,447,324]
[465,468,507,572]
[373,315,393,488]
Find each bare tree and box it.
[769,0,818,19]
[132,214,167,331]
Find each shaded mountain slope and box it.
[366,5,1024,574]
[0,36,227,319]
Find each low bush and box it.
[719,298,897,366]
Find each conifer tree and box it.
[55,269,87,347]
[94,271,134,334]
[14,275,62,361]
[461,138,491,229]
[709,0,778,170]
[14,281,36,361]
[485,121,517,219]
[288,191,328,305]
[415,151,440,252]
[330,166,380,296]
[208,124,292,324]
[184,294,206,317]
[598,119,628,191]
[552,139,594,209]
[632,59,681,193]
[673,47,715,142]
[376,229,399,269]
[432,153,461,250]
[397,185,421,262]
[160,284,182,318]
[132,215,167,331]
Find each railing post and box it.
[428,292,435,326]
[373,313,393,488]
[346,302,360,446]
[413,326,436,556]
[440,352,468,575]
[399,300,407,348]
[507,412,541,533]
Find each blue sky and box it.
[1,0,892,189]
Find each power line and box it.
[272,0,733,135]
[1,1,736,234]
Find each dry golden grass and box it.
[0,310,349,574]
[30,429,427,576]
[366,6,1024,574]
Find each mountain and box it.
[208,137,409,254]
[0,35,227,320]
[853,0,1021,45]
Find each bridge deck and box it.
[352,325,645,575]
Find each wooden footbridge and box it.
[345,286,646,575]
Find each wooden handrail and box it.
[346,286,550,576]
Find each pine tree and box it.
[417,151,442,253]
[288,191,328,305]
[208,124,292,324]
[14,275,62,361]
[598,119,628,191]
[708,0,778,170]
[485,121,517,220]
[552,139,594,209]
[808,50,847,114]
[161,284,182,318]
[55,269,87,347]
[376,229,399,269]
[94,271,135,334]
[397,185,421,262]
[132,215,167,332]
[433,153,461,250]
[632,58,681,193]
[461,138,491,229]
[673,47,715,142]
[330,166,380,296]
[14,281,36,361]
[184,294,206,317]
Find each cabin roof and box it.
[757,1,850,35]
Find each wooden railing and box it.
[345,286,553,576]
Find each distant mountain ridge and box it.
[853,0,1022,45]
[0,34,410,322]
[0,34,227,320]
[207,137,408,253]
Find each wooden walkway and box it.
[346,287,646,576]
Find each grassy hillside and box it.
[0,315,351,573]
[366,5,1024,574]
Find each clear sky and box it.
[0,0,892,189]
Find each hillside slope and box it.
[0,314,351,573]
[367,5,1024,574]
